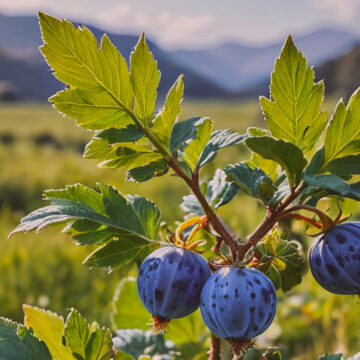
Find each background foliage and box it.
[1,100,360,359]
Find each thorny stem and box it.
[209,333,221,360]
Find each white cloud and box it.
[91,3,213,48]
[0,0,44,14]
[313,0,360,21]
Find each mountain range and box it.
[0,13,359,100]
[170,28,359,91]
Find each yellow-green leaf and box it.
[322,89,360,169]
[130,33,160,126]
[39,12,133,130]
[181,119,213,171]
[261,36,328,155]
[23,305,76,360]
[152,75,184,148]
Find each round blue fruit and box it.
[200,266,277,341]
[309,222,360,295]
[137,246,211,320]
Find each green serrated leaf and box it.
[39,13,133,130]
[0,318,51,360]
[225,162,275,204]
[126,159,168,183]
[113,329,176,359]
[152,75,184,148]
[96,126,145,144]
[197,129,247,168]
[261,35,328,154]
[111,277,151,331]
[303,174,360,201]
[83,238,158,270]
[23,305,76,360]
[325,155,360,179]
[64,309,90,358]
[255,228,305,292]
[10,184,162,268]
[84,138,163,171]
[85,328,113,360]
[181,119,213,171]
[322,89,360,170]
[181,169,239,216]
[166,309,208,345]
[169,117,206,153]
[245,136,307,188]
[51,89,133,131]
[130,33,160,126]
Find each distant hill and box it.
[170,29,359,91]
[0,14,229,100]
[315,43,360,99]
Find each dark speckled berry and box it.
[200,266,277,340]
[309,222,360,295]
[137,246,211,320]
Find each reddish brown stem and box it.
[237,183,306,260]
[278,213,322,229]
[168,156,238,261]
[209,333,221,360]
[281,204,335,231]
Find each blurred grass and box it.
[0,100,359,358]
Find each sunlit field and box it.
[1,100,359,359]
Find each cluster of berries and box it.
[137,221,360,353]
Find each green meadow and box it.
[0,100,359,359]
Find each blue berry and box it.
[200,266,277,350]
[309,222,360,295]
[137,246,211,328]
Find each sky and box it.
[0,0,360,49]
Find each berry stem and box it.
[277,213,322,229]
[281,204,335,231]
[237,182,306,260]
[168,156,238,261]
[209,333,221,360]
[124,106,239,261]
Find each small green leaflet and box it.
[0,318,51,360]
[181,169,239,216]
[225,162,275,204]
[111,277,151,331]
[64,309,90,358]
[23,305,76,360]
[21,306,116,360]
[255,228,305,292]
[113,329,176,359]
[322,89,360,170]
[260,35,328,154]
[181,119,213,171]
[152,75,184,148]
[84,237,159,270]
[169,117,207,153]
[130,33,161,126]
[39,12,134,130]
[84,137,163,171]
[9,183,162,269]
[126,159,168,183]
[245,136,307,188]
[85,328,113,360]
[303,174,360,201]
[197,129,247,168]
